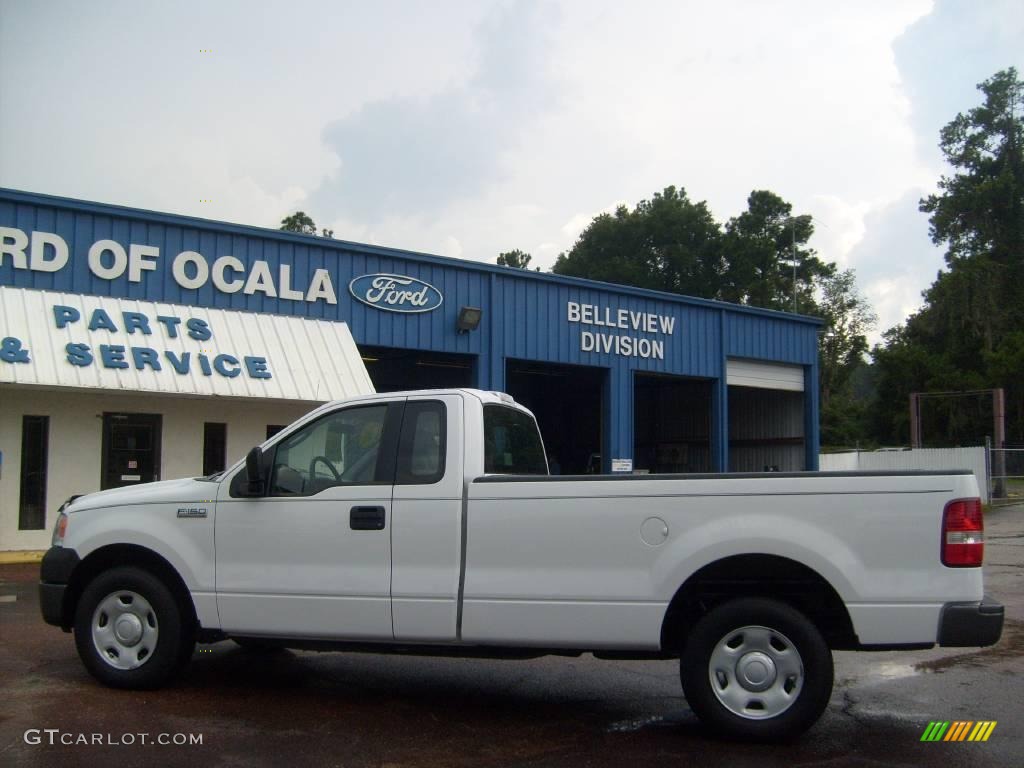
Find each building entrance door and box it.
[101,413,162,489]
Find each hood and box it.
[67,476,219,513]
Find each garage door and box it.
[726,359,805,392]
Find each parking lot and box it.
[2,504,1021,768]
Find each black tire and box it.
[74,566,191,689]
[680,597,833,742]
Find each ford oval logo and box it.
[348,274,444,313]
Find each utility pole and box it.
[994,387,1006,498]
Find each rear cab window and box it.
[483,405,548,475]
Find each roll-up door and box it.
[726,359,804,392]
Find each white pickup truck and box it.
[40,389,1003,740]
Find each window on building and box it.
[19,415,49,530]
[203,422,227,476]
[266,425,286,439]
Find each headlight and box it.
[51,512,68,547]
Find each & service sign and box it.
[348,274,444,313]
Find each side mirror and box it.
[244,446,265,496]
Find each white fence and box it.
[819,447,989,503]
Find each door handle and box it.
[350,506,386,531]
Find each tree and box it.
[549,184,879,444]
[815,269,876,445]
[918,67,1024,359]
[280,211,334,238]
[551,186,836,312]
[817,270,876,407]
[722,191,834,313]
[921,68,1023,271]
[552,186,726,297]
[872,68,1024,445]
[497,249,533,269]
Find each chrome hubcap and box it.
[91,590,159,670]
[114,613,144,645]
[708,625,803,720]
[736,650,777,692]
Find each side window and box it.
[483,405,548,475]
[270,405,389,495]
[396,401,446,485]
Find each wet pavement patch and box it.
[604,714,688,733]
[915,620,1024,673]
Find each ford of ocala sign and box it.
[348,274,443,313]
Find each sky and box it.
[2,0,1022,345]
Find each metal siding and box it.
[4,190,815,365]
[494,276,723,378]
[728,388,806,472]
[2,190,825,469]
[725,312,818,365]
[729,389,805,440]
[805,360,821,470]
[2,200,493,358]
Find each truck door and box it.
[391,394,465,641]
[215,400,404,639]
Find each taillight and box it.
[942,498,984,567]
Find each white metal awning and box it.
[726,358,805,392]
[0,287,374,402]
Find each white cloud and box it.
[314,0,560,221]
[805,195,872,269]
[844,188,946,343]
[442,235,464,259]
[1,0,1021,336]
[560,201,624,242]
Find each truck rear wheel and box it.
[74,566,192,689]
[680,597,833,741]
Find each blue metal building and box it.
[1,188,822,478]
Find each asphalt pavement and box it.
[1,504,1021,767]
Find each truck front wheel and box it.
[73,566,192,689]
[680,597,833,741]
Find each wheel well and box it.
[660,554,858,653]
[62,545,198,632]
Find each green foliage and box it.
[816,270,876,445]
[280,211,334,238]
[722,191,834,313]
[873,68,1024,445]
[280,211,316,235]
[551,185,877,446]
[552,187,836,313]
[552,186,725,297]
[921,68,1024,272]
[497,249,533,269]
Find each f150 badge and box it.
[176,507,208,518]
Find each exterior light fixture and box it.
[456,306,482,333]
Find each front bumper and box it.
[938,596,1004,647]
[39,547,80,628]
